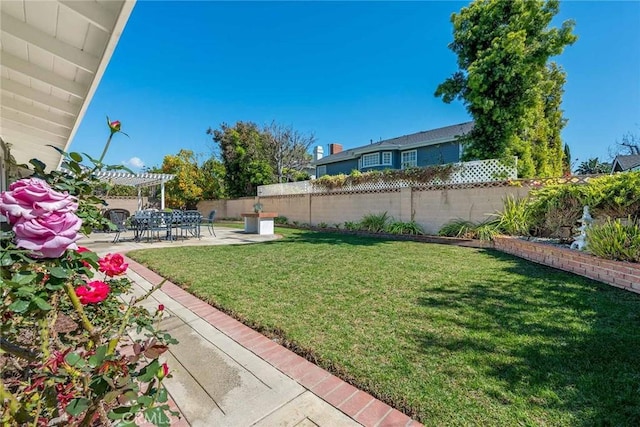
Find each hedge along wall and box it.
[197,182,531,234]
[494,237,640,294]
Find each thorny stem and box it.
[0,380,19,418]
[63,282,100,346]
[107,279,166,355]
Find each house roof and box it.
[612,154,640,172]
[313,121,474,166]
[0,0,136,171]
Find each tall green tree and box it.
[435,0,576,178]
[562,143,572,176]
[207,122,274,198]
[160,149,205,209]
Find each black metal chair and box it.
[203,210,216,236]
[177,210,202,239]
[109,210,129,243]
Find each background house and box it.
[312,122,474,177]
[612,154,640,172]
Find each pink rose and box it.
[98,253,128,277]
[75,281,110,304]
[0,178,77,224]
[13,212,82,258]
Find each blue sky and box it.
[70,1,640,173]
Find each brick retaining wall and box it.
[493,236,640,294]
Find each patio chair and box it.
[177,210,202,239]
[146,211,173,242]
[109,210,129,243]
[203,210,216,236]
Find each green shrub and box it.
[438,219,499,241]
[317,222,328,228]
[343,221,360,231]
[587,218,640,263]
[439,219,477,238]
[386,220,424,235]
[528,172,640,237]
[360,212,389,232]
[274,216,288,224]
[495,195,532,236]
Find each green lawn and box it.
[128,228,640,426]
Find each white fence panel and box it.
[258,157,517,196]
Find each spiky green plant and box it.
[386,220,424,235]
[360,212,389,233]
[495,195,531,236]
[586,218,640,263]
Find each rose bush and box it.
[0,118,177,426]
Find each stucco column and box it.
[400,187,412,222]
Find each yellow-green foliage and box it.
[587,218,640,263]
[528,171,640,236]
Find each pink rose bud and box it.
[158,304,165,312]
[109,120,121,133]
[157,362,169,380]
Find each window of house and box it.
[361,153,379,168]
[382,152,392,166]
[401,150,417,169]
[317,165,327,177]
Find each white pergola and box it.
[94,170,174,210]
[0,0,136,189]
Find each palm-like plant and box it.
[575,158,612,175]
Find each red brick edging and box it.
[493,237,640,293]
[124,257,423,427]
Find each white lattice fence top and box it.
[447,157,517,184]
[258,181,311,196]
[257,157,518,195]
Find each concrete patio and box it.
[78,226,423,427]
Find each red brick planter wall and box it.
[493,236,640,294]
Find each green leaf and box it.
[89,345,108,367]
[8,299,30,313]
[70,152,83,162]
[137,395,153,406]
[144,406,170,426]
[65,398,90,416]
[33,297,52,311]
[65,352,82,366]
[49,267,69,279]
[107,406,133,420]
[156,386,168,403]
[137,359,160,382]
[12,272,37,285]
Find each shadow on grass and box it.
[263,229,395,247]
[415,250,640,425]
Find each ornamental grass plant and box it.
[0,119,177,426]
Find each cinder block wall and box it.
[412,186,529,234]
[494,237,640,294]
[102,197,149,214]
[311,191,403,226]
[197,183,534,233]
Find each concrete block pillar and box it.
[400,187,412,222]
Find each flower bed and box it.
[494,236,640,294]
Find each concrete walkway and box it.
[79,227,423,427]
